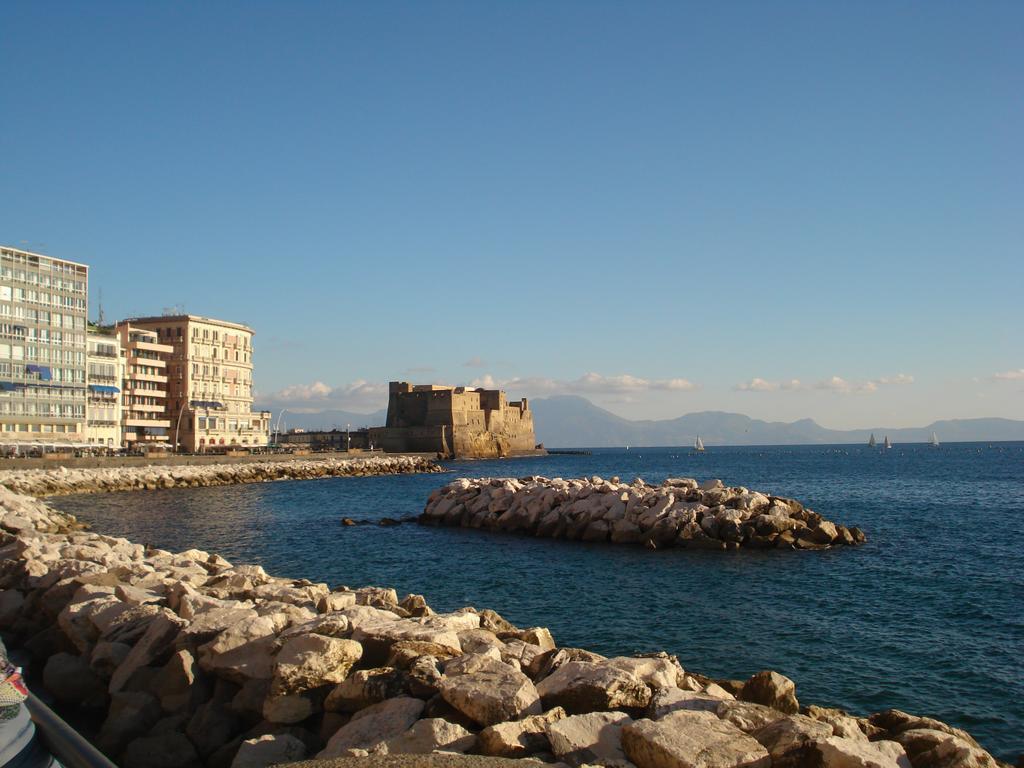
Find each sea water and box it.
[51,443,1024,760]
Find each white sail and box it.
[695,436,705,451]
[930,432,939,447]
[884,436,892,449]
[868,433,876,447]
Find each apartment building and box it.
[0,246,89,448]
[126,315,270,452]
[114,322,173,450]
[85,328,124,449]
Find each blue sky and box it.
[1,2,1021,428]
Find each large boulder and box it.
[325,667,409,712]
[270,633,362,694]
[109,611,187,693]
[739,670,799,714]
[153,649,209,714]
[197,614,283,682]
[606,654,684,690]
[382,717,477,754]
[536,660,652,714]
[231,734,308,768]
[43,651,105,706]
[263,691,321,724]
[186,699,242,759]
[890,729,998,768]
[716,700,787,733]
[812,736,912,767]
[439,655,542,726]
[547,711,633,767]
[752,714,834,765]
[350,616,461,665]
[96,691,163,757]
[317,695,425,757]
[650,687,723,717]
[478,707,568,757]
[121,732,202,768]
[622,710,771,768]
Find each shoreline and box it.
[0,455,444,498]
[0,477,1012,767]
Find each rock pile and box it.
[0,488,1005,768]
[421,476,866,551]
[0,455,443,497]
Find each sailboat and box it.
[868,433,876,448]
[694,436,705,453]
[883,436,892,450]
[929,432,940,448]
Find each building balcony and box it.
[128,402,166,413]
[124,385,166,396]
[124,417,171,428]
[126,340,173,354]
[129,356,167,367]
[130,373,168,384]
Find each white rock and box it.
[547,711,633,767]
[622,710,771,768]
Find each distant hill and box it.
[529,395,1024,447]
[255,394,1024,446]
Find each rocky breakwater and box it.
[420,476,866,551]
[0,455,443,497]
[1,488,1008,768]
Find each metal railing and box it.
[26,692,118,768]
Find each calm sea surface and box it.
[51,443,1024,760]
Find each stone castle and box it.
[367,381,537,458]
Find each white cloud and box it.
[813,374,913,395]
[471,372,697,397]
[736,373,913,394]
[262,379,388,412]
[464,356,486,368]
[734,377,803,392]
[993,369,1024,381]
[876,373,915,385]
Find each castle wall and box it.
[381,382,536,458]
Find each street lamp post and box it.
[174,403,192,454]
[346,423,351,452]
[272,408,289,448]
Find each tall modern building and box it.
[0,246,89,448]
[125,315,270,452]
[85,328,124,449]
[114,322,173,450]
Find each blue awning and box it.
[25,364,52,381]
[190,400,225,409]
[88,384,120,394]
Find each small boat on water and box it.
[929,432,940,448]
[868,433,876,448]
[884,436,892,449]
[694,436,705,453]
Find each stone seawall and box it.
[0,487,1006,768]
[420,476,866,551]
[0,456,444,497]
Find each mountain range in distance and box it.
[259,394,1024,448]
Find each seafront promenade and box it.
[0,464,1009,768]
